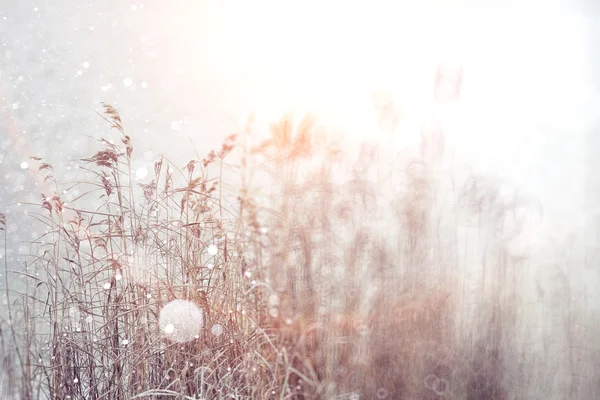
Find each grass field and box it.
[1,95,599,399]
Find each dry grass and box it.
[1,68,599,399]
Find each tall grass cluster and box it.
[1,90,599,399]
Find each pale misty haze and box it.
[1,1,599,399]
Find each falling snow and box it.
[207,244,218,256]
[135,167,148,180]
[211,323,224,337]
[0,1,598,399]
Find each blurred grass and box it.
[0,79,599,399]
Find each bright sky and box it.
[165,2,587,142]
[151,1,588,220]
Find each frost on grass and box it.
[158,299,204,343]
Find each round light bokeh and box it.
[158,299,204,343]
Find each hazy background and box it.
[0,0,598,305]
